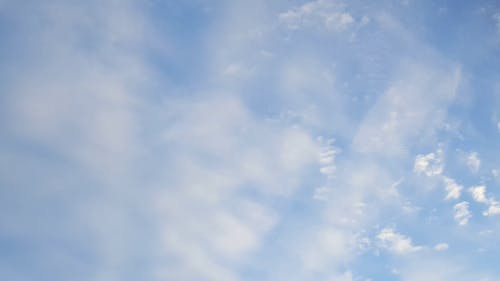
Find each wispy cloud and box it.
[454,201,472,226]
[466,152,481,173]
[1,0,499,280]
[434,243,449,251]
[279,0,354,31]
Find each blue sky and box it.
[0,0,500,280]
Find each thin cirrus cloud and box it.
[0,0,499,281]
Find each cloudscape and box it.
[1,1,499,280]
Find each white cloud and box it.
[466,152,480,173]
[469,185,488,203]
[442,176,463,200]
[320,166,337,176]
[210,208,273,258]
[376,228,422,254]
[158,190,278,280]
[319,140,338,164]
[1,1,493,280]
[0,1,171,279]
[318,138,338,178]
[2,3,327,277]
[484,200,500,216]
[352,62,461,155]
[300,227,354,271]
[163,96,321,196]
[468,185,500,217]
[414,149,444,177]
[453,201,471,226]
[433,243,449,251]
[0,0,157,184]
[153,93,330,280]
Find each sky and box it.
[0,0,500,280]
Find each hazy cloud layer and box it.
[1,0,499,281]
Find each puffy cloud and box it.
[453,202,472,226]
[414,149,444,177]
[469,186,488,204]
[484,200,500,216]
[442,176,463,200]
[376,228,422,254]
[468,185,500,217]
